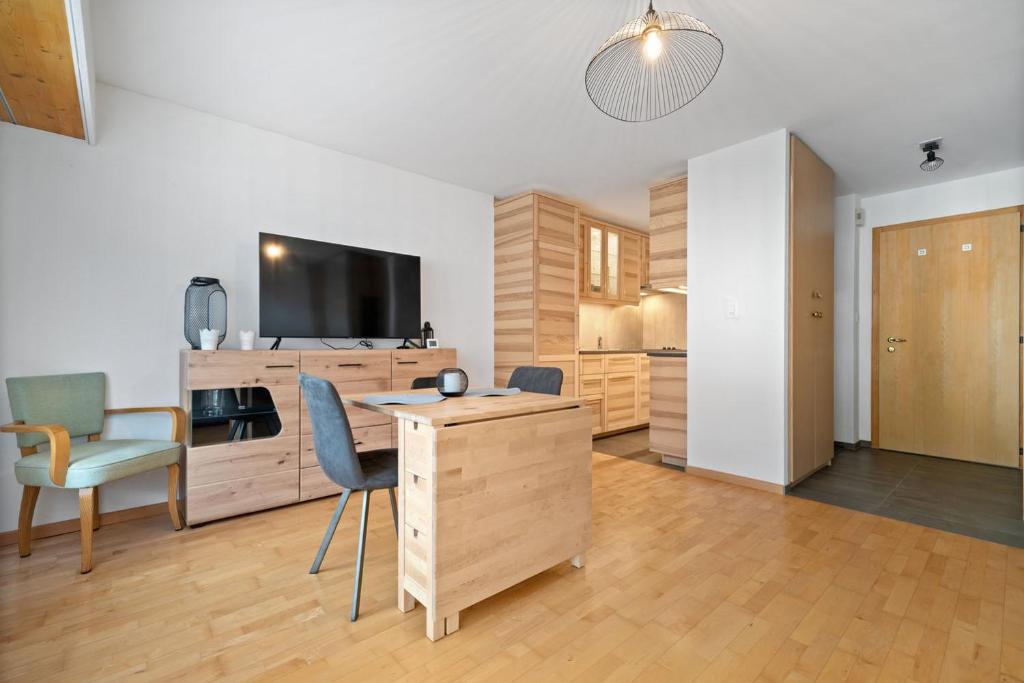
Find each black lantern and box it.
[436,368,468,397]
[184,277,227,349]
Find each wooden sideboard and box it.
[179,347,456,524]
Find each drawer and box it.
[404,523,431,596]
[579,374,605,397]
[186,437,299,487]
[404,469,432,531]
[605,354,638,374]
[300,423,392,468]
[392,349,457,388]
[185,351,300,390]
[299,350,391,383]
[300,377,391,433]
[299,465,344,501]
[580,355,605,376]
[584,396,605,435]
[186,470,298,524]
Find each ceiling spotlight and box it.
[919,139,944,172]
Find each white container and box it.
[199,328,221,351]
[239,330,255,350]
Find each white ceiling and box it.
[92,0,1024,229]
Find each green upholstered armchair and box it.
[2,372,185,573]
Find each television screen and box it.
[259,232,421,340]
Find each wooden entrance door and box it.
[873,207,1021,466]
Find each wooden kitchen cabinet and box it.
[579,217,644,305]
[493,192,579,393]
[649,177,686,290]
[579,352,647,436]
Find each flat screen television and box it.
[259,232,421,340]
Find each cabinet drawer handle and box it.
[396,360,418,365]
[337,363,364,368]
[265,364,295,369]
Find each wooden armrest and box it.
[104,407,186,443]
[0,421,72,486]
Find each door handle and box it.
[886,337,907,343]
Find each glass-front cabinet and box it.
[580,217,643,304]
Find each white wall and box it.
[0,84,494,532]
[687,129,790,485]
[833,194,859,444]
[852,166,1024,440]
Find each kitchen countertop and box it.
[579,349,686,357]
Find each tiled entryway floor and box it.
[789,447,1024,548]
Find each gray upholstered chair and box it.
[508,366,564,396]
[299,373,399,621]
[2,372,185,573]
[410,376,436,390]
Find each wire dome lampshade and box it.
[586,2,723,122]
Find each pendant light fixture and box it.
[919,139,944,172]
[586,1,723,122]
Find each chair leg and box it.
[310,488,351,574]
[351,489,371,622]
[79,488,95,574]
[166,464,183,530]
[388,487,399,537]
[92,487,101,530]
[17,486,40,558]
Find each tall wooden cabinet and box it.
[788,135,836,483]
[494,192,579,395]
[649,177,687,290]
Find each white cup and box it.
[199,328,220,351]
[239,330,255,350]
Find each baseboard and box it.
[0,502,168,547]
[685,466,786,495]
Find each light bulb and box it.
[643,28,663,61]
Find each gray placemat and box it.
[463,387,522,397]
[360,393,447,405]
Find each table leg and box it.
[426,610,460,641]
[399,589,416,613]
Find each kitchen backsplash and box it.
[578,292,686,350]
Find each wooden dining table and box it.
[340,388,592,641]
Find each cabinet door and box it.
[605,372,637,431]
[585,396,605,435]
[638,355,650,423]
[620,232,641,303]
[605,230,620,299]
[641,235,650,288]
[588,225,604,297]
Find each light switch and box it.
[917,248,927,256]
[725,296,739,319]
[962,243,972,252]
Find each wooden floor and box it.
[2,452,1024,682]
[790,447,1024,548]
